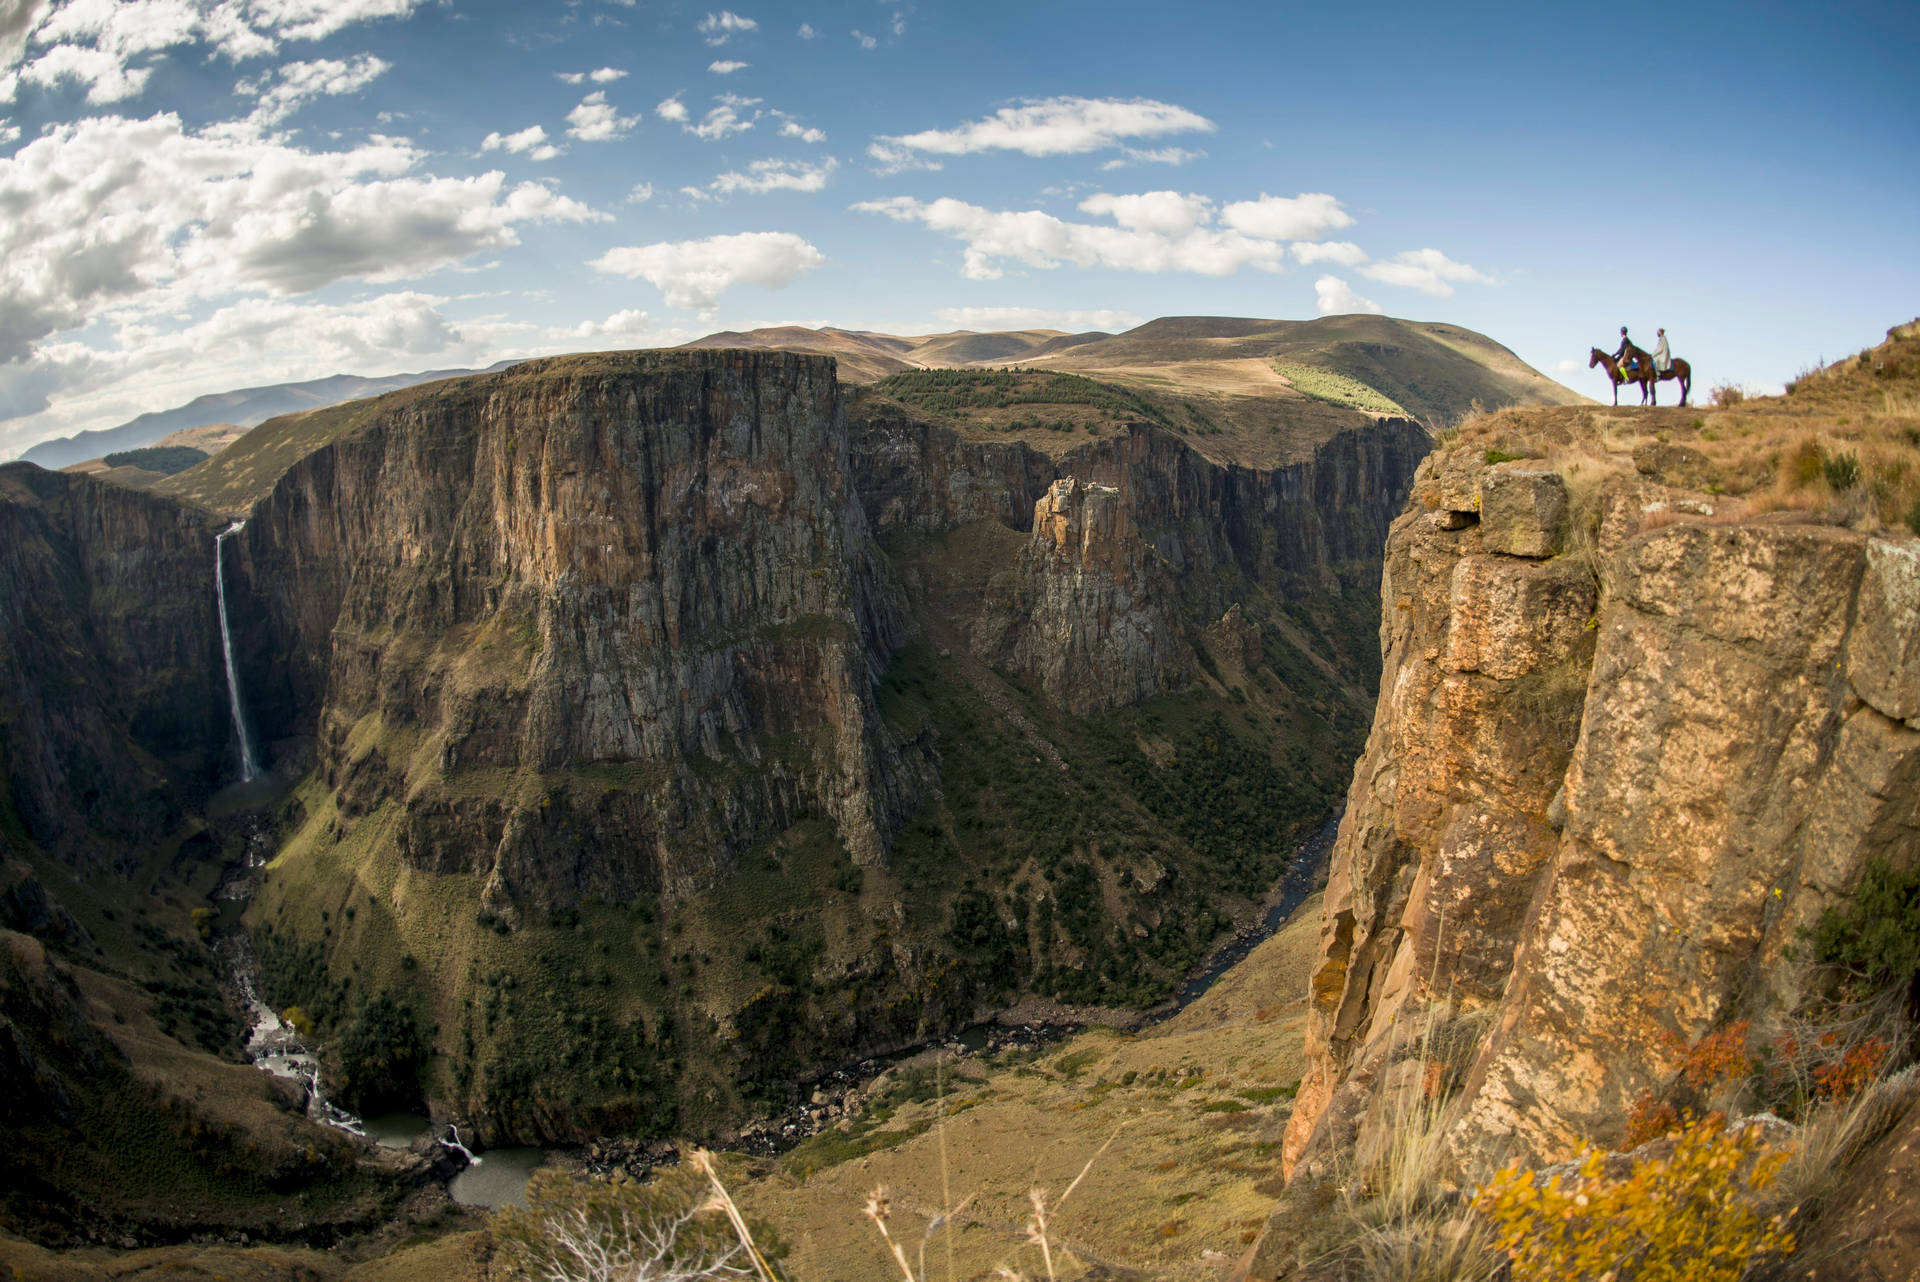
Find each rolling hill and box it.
[18,362,522,471]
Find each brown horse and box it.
[1592,347,1669,406]
[1656,356,1692,406]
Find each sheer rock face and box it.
[0,465,226,868]
[230,351,928,903]
[846,401,1056,534]
[1280,450,1920,1187]
[969,419,1434,712]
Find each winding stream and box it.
[217,808,1338,1201]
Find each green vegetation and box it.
[1810,859,1920,1009]
[101,445,209,474]
[871,368,1221,436]
[334,993,430,1113]
[1273,362,1407,415]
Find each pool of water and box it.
[449,1147,547,1208]
[359,1111,433,1150]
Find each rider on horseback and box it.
[1614,326,1643,375]
[1653,328,1672,373]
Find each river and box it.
[220,807,1338,1203]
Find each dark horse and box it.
[1591,347,1691,406]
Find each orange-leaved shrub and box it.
[1473,1113,1794,1282]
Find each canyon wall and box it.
[1275,447,1920,1194]
[232,350,927,903]
[0,465,226,869]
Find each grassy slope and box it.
[731,892,1326,1282]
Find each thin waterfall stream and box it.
[214,521,261,782]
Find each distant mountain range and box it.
[679,314,1586,430]
[18,362,522,471]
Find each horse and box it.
[1655,356,1692,406]
[1592,347,1660,406]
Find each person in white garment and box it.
[1653,328,1672,374]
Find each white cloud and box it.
[481,124,549,153]
[708,59,748,73]
[0,122,18,145]
[0,112,603,367]
[1076,190,1212,237]
[1313,275,1382,316]
[561,307,687,349]
[855,192,1290,281]
[628,181,653,202]
[1358,248,1493,297]
[567,91,639,142]
[932,306,1143,334]
[1292,240,1368,267]
[778,118,825,143]
[1,1,51,67]
[235,54,389,125]
[589,66,626,82]
[851,28,876,49]
[871,96,1214,168]
[590,230,825,314]
[8,0,424,105]
[656,95,689,122]
[1098,146,1203,170]
[687,93,758,140]
[797,21,816,38]
[697,9,757,44]
[0,289,493,458]
[709,156,836,196]
[1220,192,1354,241]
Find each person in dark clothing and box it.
[1614,327,1640,372]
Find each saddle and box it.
[1617,345,1653,378]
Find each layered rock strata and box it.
[1278,450,1920,1191]
[230,351,926,903]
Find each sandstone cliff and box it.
[1269,336,1920,1206]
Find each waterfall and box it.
[214,521,262,782]
[441,1123,482,1165]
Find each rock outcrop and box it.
[972,475,1191,712]
[1278,449,1920,1188]
[967,419,1434,712]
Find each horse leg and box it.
[1650,375,1658,406]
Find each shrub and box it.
[1809,859,1920,1010]
[1475,1114,1794,1282]
[1822,450,1862,491]
[1710,383,1745,408]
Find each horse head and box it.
[1589,348,1606,368]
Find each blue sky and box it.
[2,0,1916,457]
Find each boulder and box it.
[1479,462,1567,558]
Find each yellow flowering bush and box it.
[1473,1113,1794,1281]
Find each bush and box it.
[1710,383,1745,408]
[1810,859,1920,1010]
[1475,1114,1794,1282]
[1822,450,1862,491]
